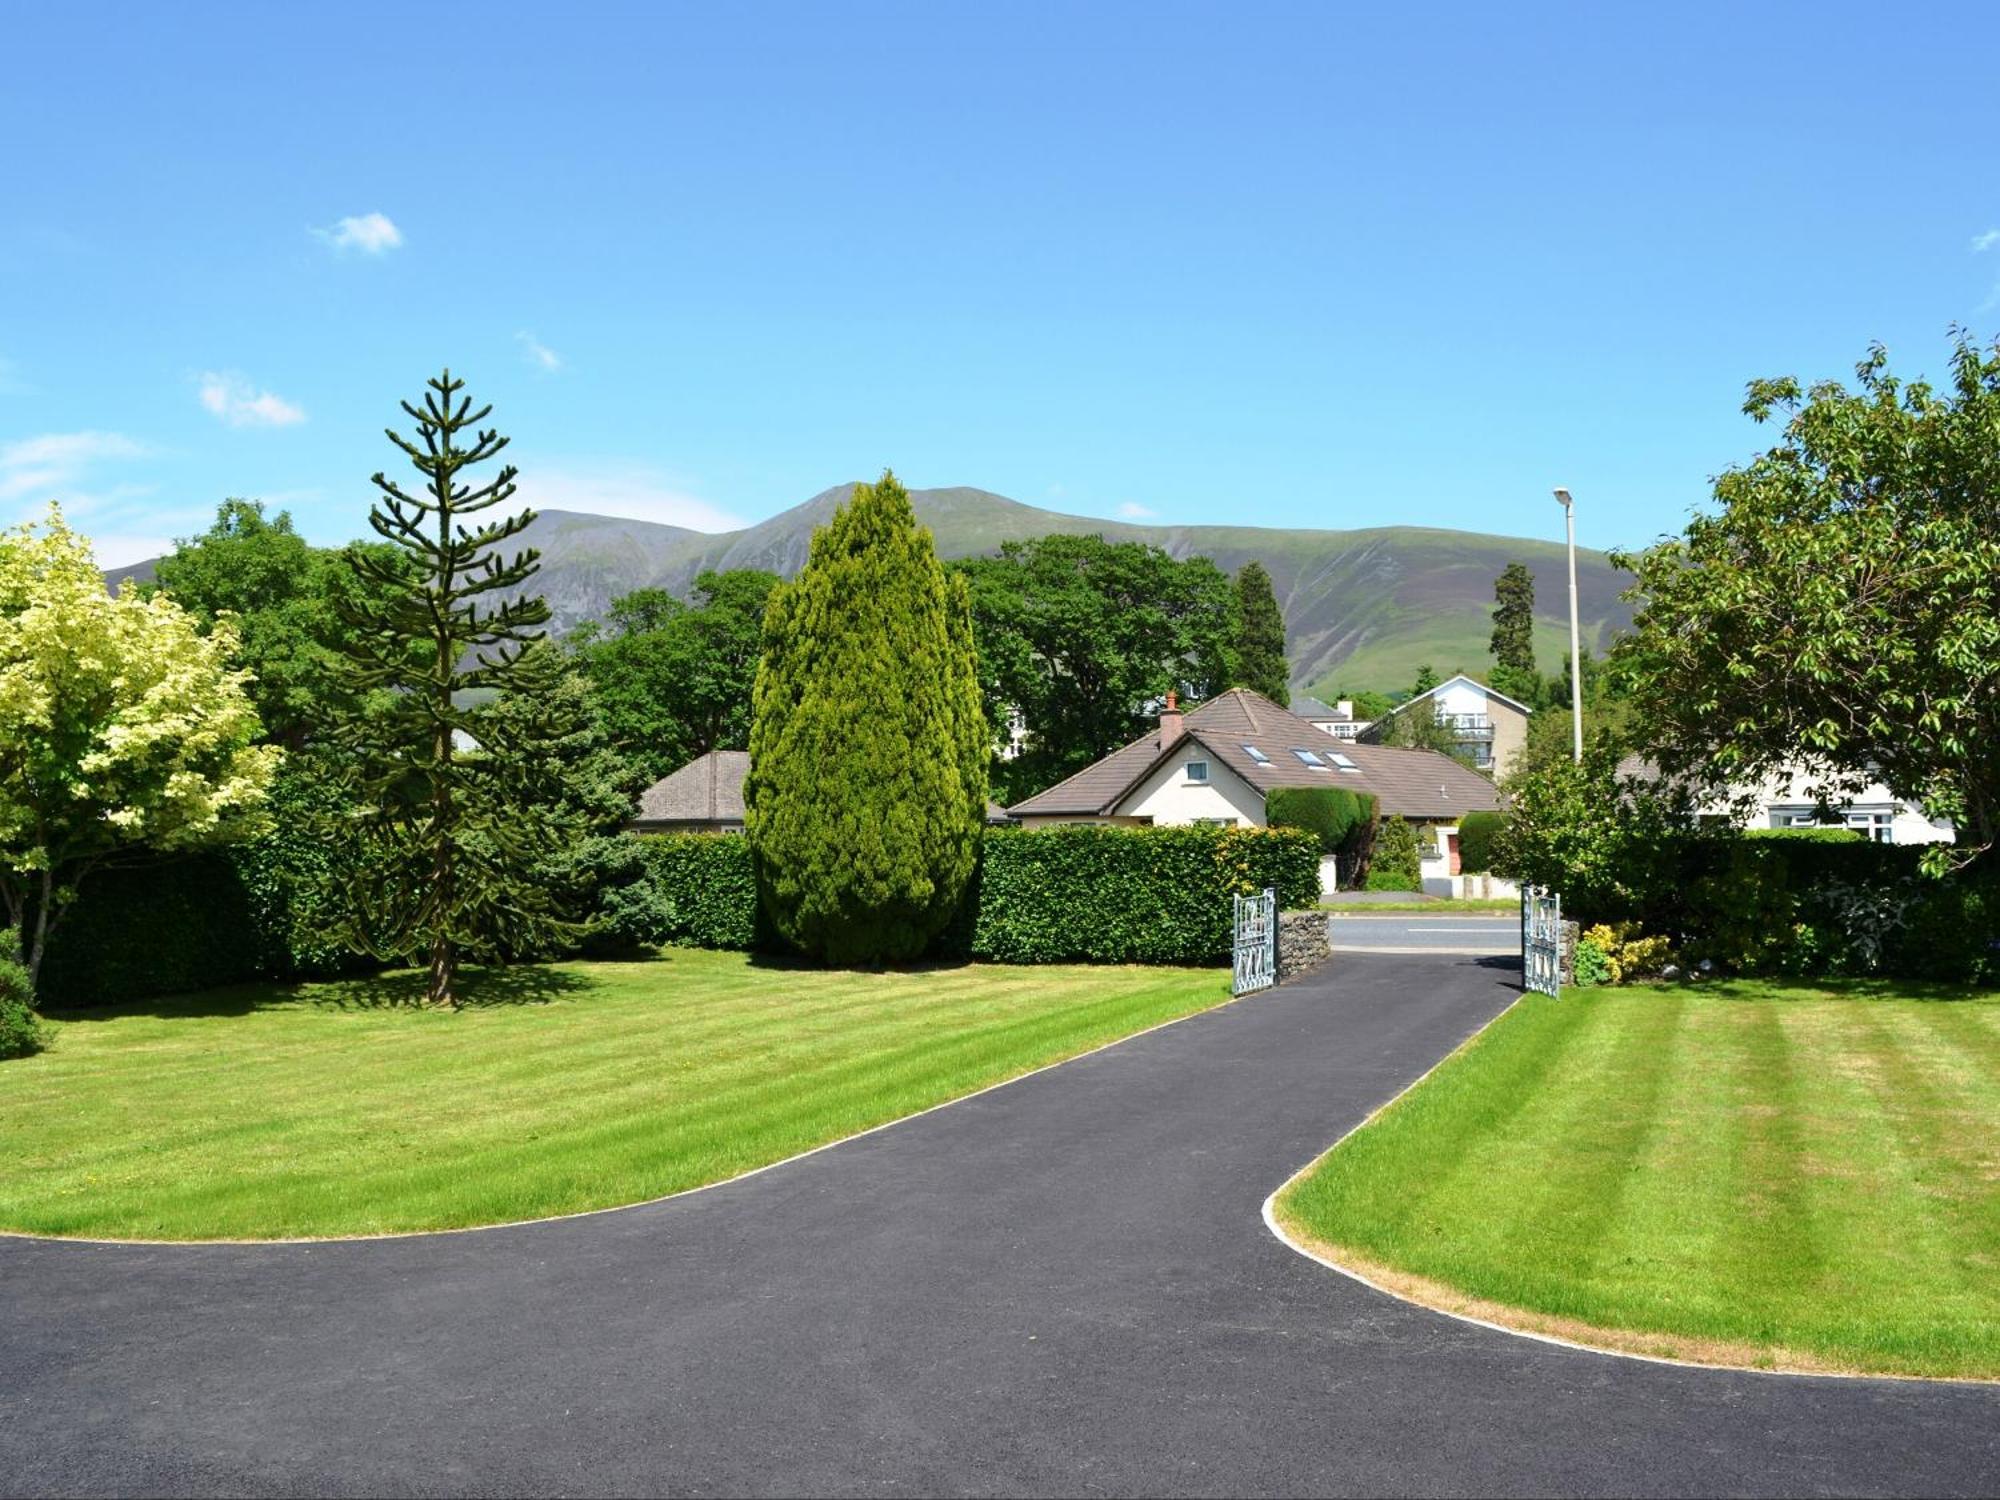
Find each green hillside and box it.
[118,485,1634,695]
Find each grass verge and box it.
[3,951,1226,1241]
[1272,976,2000,1380]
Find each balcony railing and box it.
[1435,712,1494,740]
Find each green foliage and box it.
[1380,701,1471,762]
[1456,810,1505,873]
[953,533,1237,802]
[572,569,779,781]
[328,371,582,1004]
[1612,332,2000,866]
[1365,815,1423,891]
[1572,936,1613,987]
[146,500,412,751]
[629,824,1319,966]
[1579,922,1673,984]
[1232,561,1289,704]
[747,472,987,964]
[0,507,280,983]
[1410,664,1441,696]
[1742,826,1864,843]
[1489,562,1537,684]
[970,826,1321,964]
[1336,688,1396,722]
[0,952,43,1059]
[633,833,762,951]
[1266,786,1376,855]
[36,756,380,1007]
[1493,738,1683,914]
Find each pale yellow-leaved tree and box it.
[0,506,281,984]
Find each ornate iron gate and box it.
[1232,886,1277,996]
[1522,883,1562,998]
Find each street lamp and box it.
[1553,487,1583,764]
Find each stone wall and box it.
[1277,910,1331,981]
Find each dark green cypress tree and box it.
[329,370,578,1007]
[1488,562,1539,702]
[744,471,987,964]
[1232,561,1290,705]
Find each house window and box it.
[1845,809,1895,843]
[1186,760,1209,783]
[1192,816,1232,828]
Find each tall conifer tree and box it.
[1488,561,1539,701]
[330,370,575,1006]
[1232,561,1290,705]
[745,471,986,964]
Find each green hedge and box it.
[35,763,379,1008]
[968,825,1321,964]
[1456,810,1505,873]
[632,833,764,951]
[634,823,1319,966]
[1570,832,1998,985]
[1266,787,1375,855]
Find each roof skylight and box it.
[1291,748,1329,768]
[1330,752,1360,771]
[1243,744,1271,764]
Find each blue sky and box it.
[4,1,1997,566]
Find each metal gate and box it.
[1232,886,1277,996]
[1522,883,1562,998]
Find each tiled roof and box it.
[1007,687,1501,820]
[1290,694,1352,722]
[636,750,1017,828]
[634,750,751,827]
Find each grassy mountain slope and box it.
[115,484,1634,694]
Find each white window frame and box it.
[1185,760,1209,783]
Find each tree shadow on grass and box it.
[44,962,599,1021]
[307,964,599,1011]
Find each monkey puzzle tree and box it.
[745,471,986,964]
[329,370,577,1006]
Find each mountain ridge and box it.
[108,485,1635,695]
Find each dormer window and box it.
[1186,760,1209,783]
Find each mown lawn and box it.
[1275,978,2000,1380]
[3,951,1226,1241]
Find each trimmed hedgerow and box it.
[632,833,764,952]
[634,823,1320,966]
[1456,810,1505,873]
[1266,787,1376,855]
[34,759,379,1009]
[968,825,1320,965]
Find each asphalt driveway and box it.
[4,953,1995,1497]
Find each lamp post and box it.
[1553,487,1583,764]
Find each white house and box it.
[1359,673,1532,779]
[1290,694,1372,741]
[1006,688,1502,894]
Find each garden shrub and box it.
[970,825,1320,964]
[34,758,379,1008]
[1364,816,1423,892]
[1266,787,1376,855]
[633,833,763,951]
[1572,934,1613,987]
[0,952,45,1059]
[1456,810,1505,874]
[1578,922,1673,984]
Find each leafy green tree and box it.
[146,499,411,750]
[954,533,1236,801]
[1232,561,1289,704]
[0,507,279,982]
[1487,562,1541,704]
[572,569,778,780]
[745,471,986,964]
[328,370,578,1006]
[1330,687,1396,722]
[1493,735,1684,912]
[1410,663,1441,697]
[1613,333,2000,866]
[1381,699,1474,762]
[1364,815,1423,891]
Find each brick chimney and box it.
[1159,690,1185,749]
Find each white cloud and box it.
[1116,501,1158,519]
[516,331,563,372]
[197,372,306,428]
[0,430,169,558]
[1974,229,2000,253]
[521,464,747,534]
[314,212,403,254]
